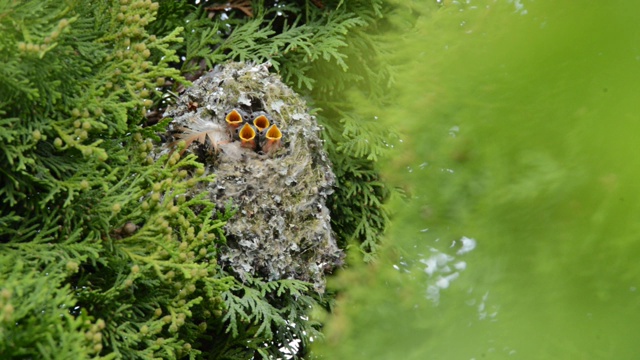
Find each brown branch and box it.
[205,0,253,18]
[310,0,324,9]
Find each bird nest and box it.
[162,62,343,292]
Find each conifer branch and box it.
[1,0,396,357]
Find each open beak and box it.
[252,114,270,132]
[238,123,257,149]
[261,124,282,153]
[225,109,244,129]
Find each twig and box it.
[205,0,253,18]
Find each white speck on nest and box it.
[237,93,252,106]
[270,100,285,113]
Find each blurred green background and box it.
[316,1,640,358]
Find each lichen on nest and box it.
[162,62,343,292]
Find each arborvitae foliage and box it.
[307,2,398,260]
[1,0,395,358]
[148,0,397,260]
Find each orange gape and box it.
[262,124,282,153]
[238,123,257,149]
[252,115,270,132]
[225,109,243,129]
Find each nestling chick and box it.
[260,124,282,154]
[238,123,257,150]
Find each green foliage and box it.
[0,0,183,209]
[151,1,381,90]
[310,3,398,260]
[317,2,640,358]
[0,261,94,358]
[1,0,397,358]
[0,0,228,358]
[203,276,324,359]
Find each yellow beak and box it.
[261,124,282,153]
[238,123,257,149]
[252,114,270,132]
[225,109,243,129]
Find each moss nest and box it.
[163,62,343,292]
